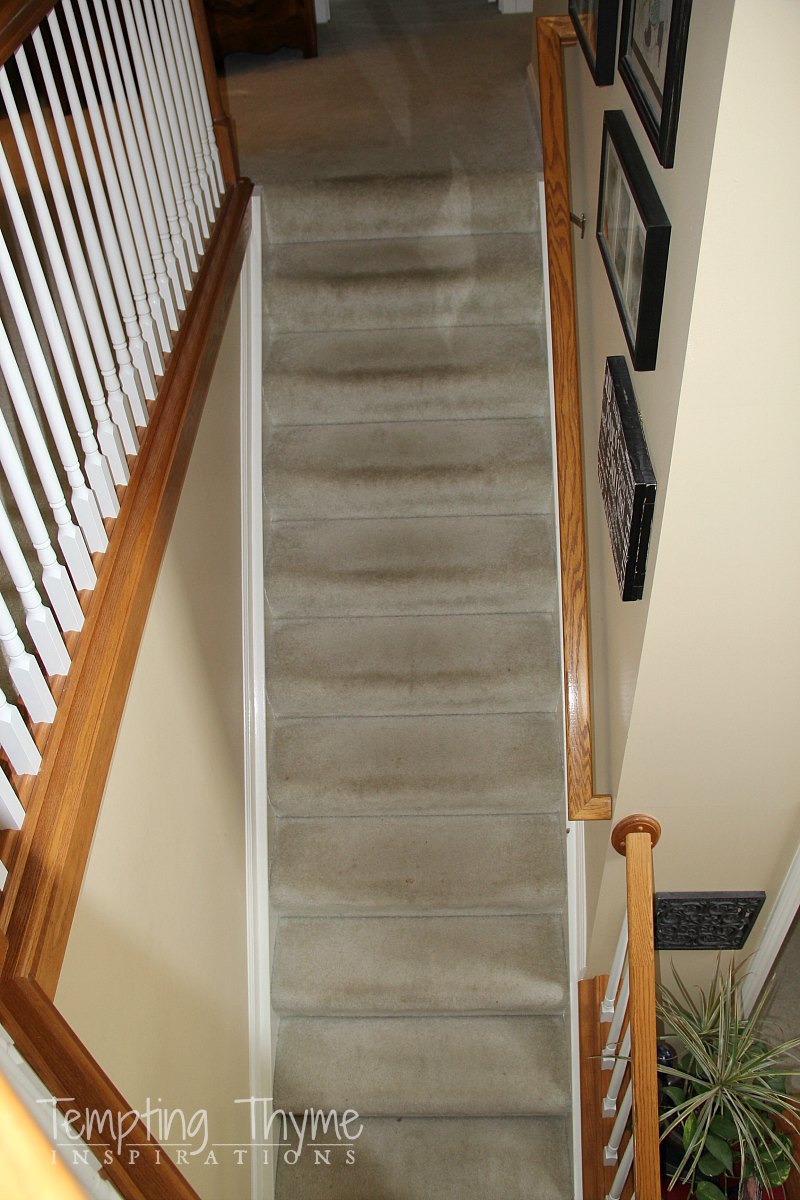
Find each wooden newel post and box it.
[613,814,662,1200]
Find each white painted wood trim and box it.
[315,0,330,23]
[540,179,585,1200]
[741,843,800,1016]
[240,190,273,1200]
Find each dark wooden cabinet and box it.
[203,0,318,60]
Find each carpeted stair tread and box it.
[262,169,540,244]
[271,914,567,1015]
[274,1116,571,1200]
[264,325,548,425]
[270,813,564,916]
[267,712,564,816]
[273,1015,570,1117]
[263,418,552,521]
[267,612,560,718]
[264,233,542,333]
[265,515,557,618]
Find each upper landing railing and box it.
[0,0,252,988]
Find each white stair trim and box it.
[741,842,800,1016]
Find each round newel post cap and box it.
[611,813,662,856]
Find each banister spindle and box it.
[0,683,41,780]
[602,965,629,1067]
[60,0,165,375]
[120,0,199,278]
[90,0,181,329]
[153,0,214,226]
[0,462,77,660]
[603,1024,631,1117]
[604,1079,634,1165]
[176,0,225,192]
[29,30,149,428]
[43,13,157,407]
[108,0,192,295]
[0,104,120,517]
[601,913,629,1021]
[166,0,220,209]
[607,1133,635,1200]
[0,764,25,831]
[0,239,105,566]
[129,0,204,257]
[0,593,56,727]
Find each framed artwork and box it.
[597,356,656,601]
[569,0,620,86]
[619,0,693,167]
[597,110,670,371]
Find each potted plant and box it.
[656,958,800,1200]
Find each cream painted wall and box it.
[549,0,800,984]
[56,299,252,1200]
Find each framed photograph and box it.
[569,0,620,86]
[597,111,670,371]
[619,0,693,167]
[597,356,656,601]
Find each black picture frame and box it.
[597,111,670,371]
[597,356,656,601]
[569,0,620,86]
[619,0,693,168]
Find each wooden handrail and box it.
[614,815,661,1200]
[537,16,611,823]
[0,0,53,67]
[0,178,253,995]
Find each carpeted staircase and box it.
[237,0,573,1193]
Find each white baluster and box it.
[166,0,220,210]
[74,0,171,354]
[0,495,73,668]
[106,0,190,299]
[603,1025,632,1117]
[0,101,120,518]
[0,241,105,564]
[0,688,41,779]
[151,0,213,230]
[601,914,629,1021]
[60,0,164,375]
[606,1132,634,1200]
[127,0,203,259]
[41,17,157,407]
[176,0,225,193]
[0,594,56,726]
[0,769,25,833]
[90,0,181,328]
[602,966,630,1068]
[604,1080,633,1166]
[29,32,149,429]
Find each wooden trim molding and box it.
[611,814,662,855]
[537,16,611,823]
[0,978,202,1200]
[0,180,253,996]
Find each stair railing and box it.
[579,814,662,1200]
[537,15,611,823]
[0,0,253,1193]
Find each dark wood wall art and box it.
[597,356,656,601]
[597,110,670,371]
[569,0,620,85]
[619,0,693,167]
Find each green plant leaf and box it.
[663,1086,687,1106]
[703,1134,733,1173]
[762,1154,791,1187]
[709,1113,737,1140]
[698,1153,727,1178]
[695,1181,728,1200]
[683,1111,698,1152]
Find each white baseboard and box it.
[741,843,800,1016]
[240,190,273,1200]
[540,178,585,1200]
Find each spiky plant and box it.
[656,958,800,1200]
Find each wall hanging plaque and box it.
[569,0,621,86]
[619,0,693,168]
[598,355,656,601]
[597,110,670,371]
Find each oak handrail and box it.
[613,814,662,1200]
[537,16,611,823]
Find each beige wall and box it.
[56,298,251,1200]
[552,0,800,984]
